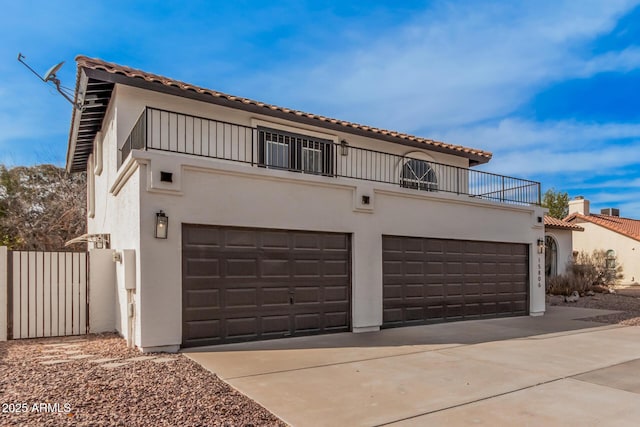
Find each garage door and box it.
[182,225,351,347]
[382,236,528,328]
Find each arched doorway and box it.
[545,235,558,279]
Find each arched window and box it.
[545,235,558,278]
[401,159,438,191]
[606,250,617,269]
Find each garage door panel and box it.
[261,259,290,277]
[183,227,221,247]
[294,287,320,303]
[406,307,425,321]
[405,261,424,275]
[383,284,402,299]
[261,287,290,306]
[224,229,259,248]
[322,234,349,250]
[184,289,220,308]
[293,260,321,277]
[382,237,401,252]
[513,300,527,312]
[445,285,464,298]
[295,314,321,331]
[182,225,351,347]
[184,307,222,322]
[383,260,403,276]
[325,286,349,302]
[261,315,290,333]
[261,231,290,249]
[425,239,444,253]
[225,317,259,338]
[292,233,322,250]
[185,319,220,340]
[225,288,258,308]
[325,312,349,328]
[225,258,258,277]
[404,284,424,298]
[383,308,403,323]
[324,260,349,277]
[184,258,221,278]
[426,306,444,318]
[382,236,528,328]
[445,304,464,318]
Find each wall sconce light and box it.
[537,238,545,254]
[340,140,349,156]
[155,210,168,239]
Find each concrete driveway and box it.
[185,307,640,426]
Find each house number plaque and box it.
[537,256,542,288]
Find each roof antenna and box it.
[17,53,82,110]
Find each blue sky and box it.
[1,0,639,217]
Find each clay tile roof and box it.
[544,215,584,231]
[565,213,640,241]
[73,55,492,162]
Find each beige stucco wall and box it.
[129,150,545,349]
[88,91,142,343]
[90,85,546,350]
[545,229,574,275]
[571,222,640,285]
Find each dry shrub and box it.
[547,250,623,296]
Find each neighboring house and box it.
[543,215,583,279]
[565,198,640,285]
[65,56,545,352]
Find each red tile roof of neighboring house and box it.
[565,213,640,241]
[544,215,584,231]
[72,55,492,162]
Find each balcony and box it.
[121,107,541,206]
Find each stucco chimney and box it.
[569,196,589,216]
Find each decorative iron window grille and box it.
[400,159,438,191]
[258,127,334,176]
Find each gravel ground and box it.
[0,333,286,427]
[547,290,640,326]
[5,294,638,426]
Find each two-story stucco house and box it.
[65,56,545,352]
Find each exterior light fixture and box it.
[155,210,168,239]
[340,140,349,156]
[537,238,545,254]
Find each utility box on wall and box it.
[122,249,136,291]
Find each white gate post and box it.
[0,246,7,341]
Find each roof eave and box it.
[82,67,492,166]
[545,224,584,231]
[65,69,89,173]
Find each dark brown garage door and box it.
[182,225,351,347]
[382,236,528,328]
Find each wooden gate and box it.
[7,251,88,339]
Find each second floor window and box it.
[258,128,333,175]
[401,159,438,191]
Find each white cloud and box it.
[431,119,640,152]
[236,0,640,132]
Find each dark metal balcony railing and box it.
[120,107,541,205]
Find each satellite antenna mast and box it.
[17,53,82,110]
